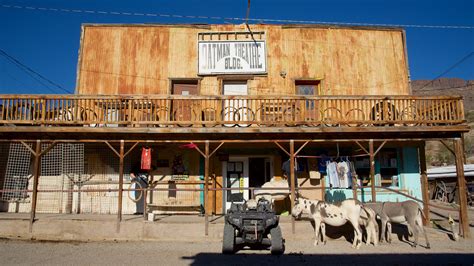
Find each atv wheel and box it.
[270,226,284,255]
[222,222,236,254]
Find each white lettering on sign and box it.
[198,41,266,75]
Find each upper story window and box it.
[171,79,199,96]
[295,80,321,115]
[295,80,321,96]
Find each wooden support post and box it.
[29,140,41,233]
[290,140,296,234]
[461,133,466,164]
[418,142,430,226]
[143,187,148,221]
[212,174,217,215]
[454,138,470,238]
[352,174,358,200]
[204,141,210,236]
[117,140,124,232]
[369,140,376,202]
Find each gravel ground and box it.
[1,234,473,266]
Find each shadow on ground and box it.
[182,253,474,265]
[299,217,435,248]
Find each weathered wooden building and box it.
[0,23,470,236]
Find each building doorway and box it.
[223,156,273,211]
[223,157,248,210]
[222,81,248,127]
[171,80,198,125]
[249,157,273,188]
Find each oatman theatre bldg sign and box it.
[198,40,267,75]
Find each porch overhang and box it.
[0,124,468,141]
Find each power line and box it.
[414,84,473,92]
[0,62,31,89]
[2,4,474,29]
[0,52,58,94]
[418,52,474,90]
[0,49,71,93]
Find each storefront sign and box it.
[198,41,266,75]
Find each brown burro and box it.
[364,200,430,249]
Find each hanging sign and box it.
[198,40,267,75]
[141,147,152,170]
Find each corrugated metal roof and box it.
[427,164,474,179]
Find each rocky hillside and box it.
[412,78,474,111]
[412,78,473,166]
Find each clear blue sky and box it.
[0,0,473,94]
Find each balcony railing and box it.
[0,95,465,128]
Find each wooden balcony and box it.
[0,95,469,140]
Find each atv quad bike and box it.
[222,198,284,255]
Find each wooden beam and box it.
[373,140,387,156]
[191,141,222,222]
[1,138,470,144]
[454,138,470,238]
[369,139,376,202]
[354,141,369,155]
[123,141,140,158]
[38,141,58,157]
[418,143,430,226]
[209,142,225,158]
[29,140,41,233]
[295,140,310,155]
[212,174,217,215]
[274,141,290,156]
[104,141,120,157]
[192,142,206,158]
[204,140,210,236]
[440,140,455,156]
[352,174,358,200]
[290,140,296,234]
[116,140,125,232]
[20,141,37,156]
[461,133,466,164]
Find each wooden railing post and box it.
[40,97,46,126]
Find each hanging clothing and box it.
[141,147,152,170]
[347,160,354,188]
[349,160,358,188]
[337,161,350,188]
[326,161,339,188]
[318,155,330,174]
[282,159,299,188]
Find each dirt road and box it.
[1,234,473,266]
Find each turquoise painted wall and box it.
[324,147,422,203]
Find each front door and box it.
[223,81,248,127]
[172,82,198,125]
[223,157,249,210]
